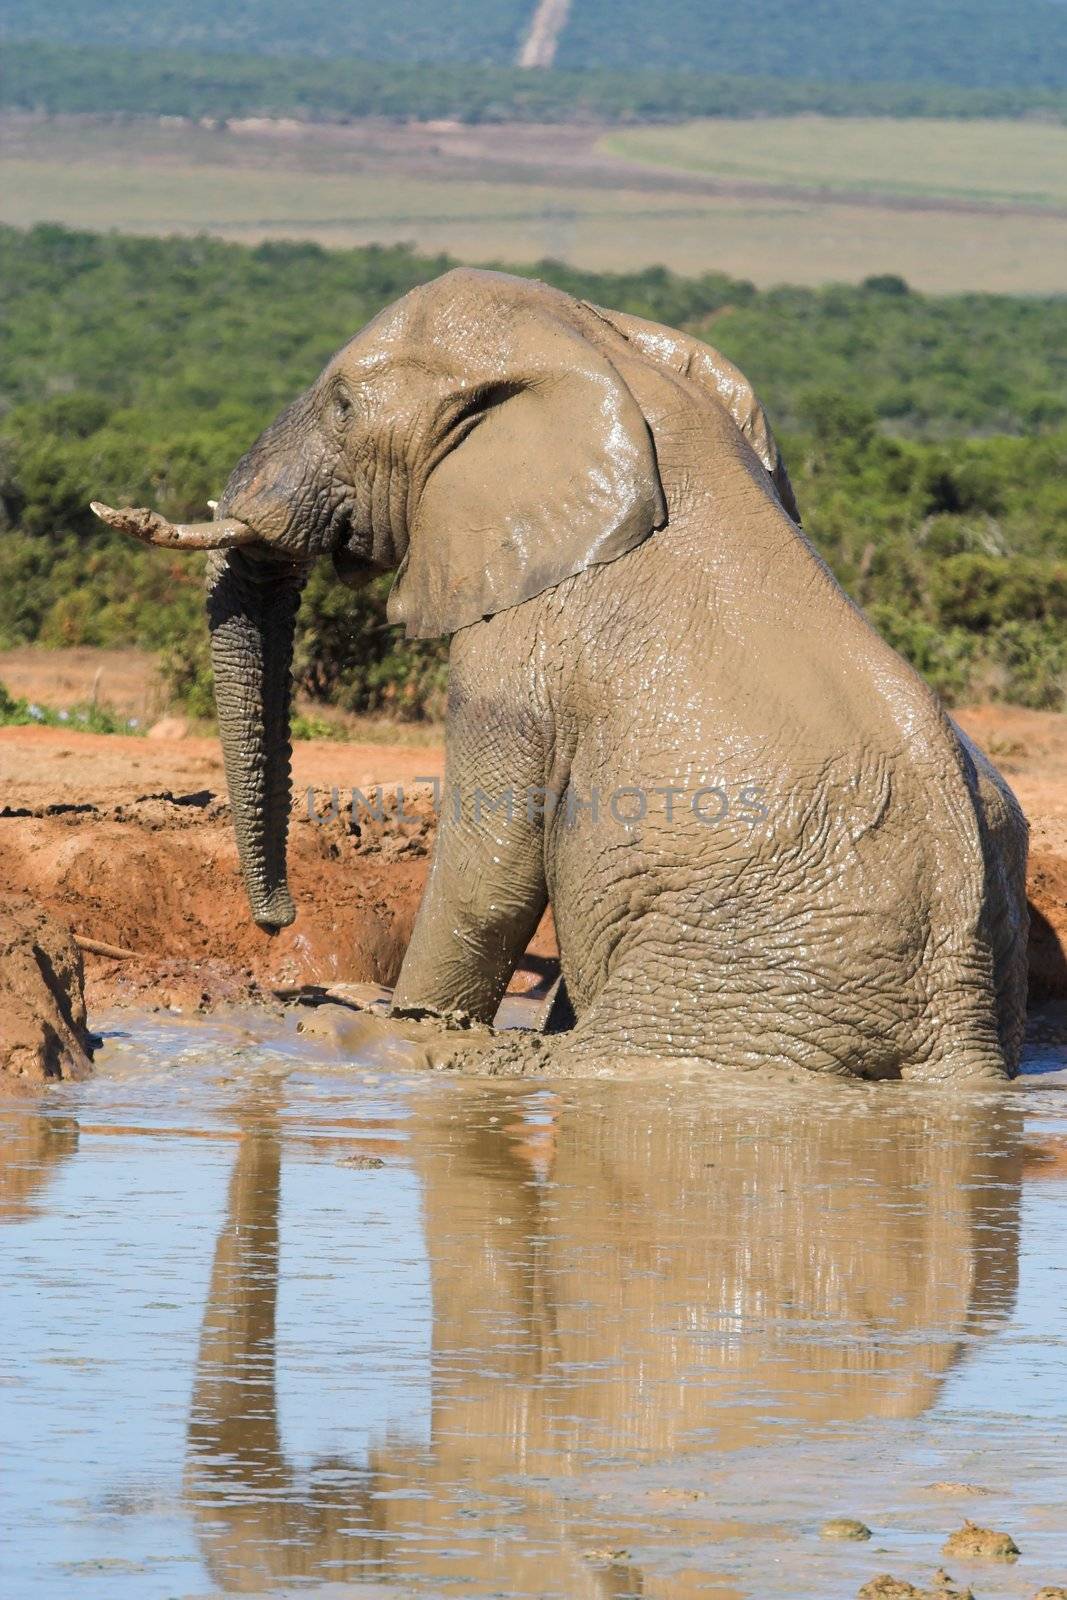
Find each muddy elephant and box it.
[94,268,1028,1080]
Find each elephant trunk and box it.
[206,549,307,931]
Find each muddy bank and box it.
[0,782,437,1008]
[0,717,449,1008]
[0,705,1064,1015]
[1029,851,1067,1001]
[0,765,556,1011]
[0,895,93,1089]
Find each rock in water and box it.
[943,1521,1020,1561]
[822,1517,873,1541]
[858,1579,927,1600]
[858,1574,973,1599]
[0,898,94,1086]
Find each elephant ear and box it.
[584,301,802,526]
[386,319,667,639]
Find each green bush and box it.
[930,555,1067,630]
[294,568,449,721]
[987,621,1067,710]
[155,629,216,722]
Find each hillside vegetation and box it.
[5,0,1067,89]
[6,44,1067,126]
[0,0,531,65]
[557,0,1067,88]
[1,225,1065,718]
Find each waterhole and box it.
[2,1012,1066,1598]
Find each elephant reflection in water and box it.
[0,1109,79,1223]
[186,1088,1022,1596]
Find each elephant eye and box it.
[332,390,354,427]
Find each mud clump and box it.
[296,999,490,1072]
[927,1484,993,1498]
[943,1521,1020,1561]
[0,896,93,1088]
[458,1029,553,1076]
[822,1517,872,1541]
[859,1572,973,1600]
[104,956,277,1014]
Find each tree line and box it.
[6,0,1067,91]
[5,43,1067,127]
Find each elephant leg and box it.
[391,636,550,1025]
[391,781,548,1024]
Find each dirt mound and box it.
[1027,851,1067,1002]
[0,896,94,1089]
[0,785,438,1009]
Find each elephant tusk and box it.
[89,501,255,550]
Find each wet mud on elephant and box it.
[93,268,1029,1082]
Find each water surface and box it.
[2,1012,1066,1598]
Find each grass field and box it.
[603,117,1067,209]
[4,113,1067,292]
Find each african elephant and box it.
[93,267,1028,1081]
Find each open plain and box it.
[5,112,1067,289]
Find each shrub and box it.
[930,555,1067,630]
[293,567,449,721]
[864,605,979,703]
[987,621,1067,710]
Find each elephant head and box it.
[93,269,802,935]
[92,269,672,931]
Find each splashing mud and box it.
[2,1011,1067,1598]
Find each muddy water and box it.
[2,1015,1067,1599]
